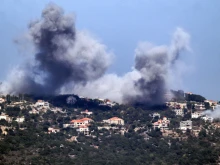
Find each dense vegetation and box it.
[0,94,220,165]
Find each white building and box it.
[173,109,184,116]
[191,112,203,118]
[180,120,192,130]
[15,117,25,123]
[194,103,205,111]
[76,125,90,135]
[69,118,93,128]
[35,100,50,109]
[103,117,124,125]
[153,117,170,130]
[81,109,93,115]
[48,127,60,133]
[0,113,12,122]
[29,109,39,114]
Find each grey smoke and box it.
[203,106,220,119]
[69,28,191,105]
[1,3,191,106]
[2,3,112,95]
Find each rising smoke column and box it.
[122,28,190,105]
[3,3,112,95]
[123,28,190,105]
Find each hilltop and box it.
[0,91,220,164]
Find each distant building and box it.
[103,117,124,125]
[194,103,205,111]
[35,100,50,109]
[69,118,93,128]
[76,125,90,135]
[48,127,60,134]
[153,117,170,130]
[191,112,203,118]
[173,109,184,116]
[0,113,12,122]
[204,100,217,107]
[180,120,192,130]
[166,102,186,109]
[15,117,25,123]
[29,109,39,114]
[81,109,93,115]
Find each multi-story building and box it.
[65,118,93,128]
[35,100,50,109]
[76,125,90,135]
[180,120,192,130]
[173,109,184,116]
[153,117,170,130]
[191,112,203,118]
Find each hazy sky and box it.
[0,0,220,100]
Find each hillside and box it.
[0,93,220,164]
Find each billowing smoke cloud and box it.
[1,3,191,106]
[124,28,190,105]
[69,28,191,105]
[203,106,220,119]
[1,3,112,95]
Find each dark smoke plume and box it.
[1,3,191,106]
[2,3,111,95]
[123,28,190,105]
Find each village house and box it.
[103,117,124,125]
[48,127,60,134]
[0,113,12,122]
[180,120,192,130]
[153,117,170,130]
[205,100,218,107]
[64,118,93,128]
[15,117,25,123]
[29,108,39,114]
[166,102,186,109]
[99,99,116,107]
[194,103,205,111]
[76,125,90,135]
[191,112,203,118]
[173,109,184,116]
[35,100,50,109]
[81,109,93,115]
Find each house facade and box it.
[103,117,124,125]
[180,120,192,130]
[191,112,202,118]
[173,109,184,116]
[35,100,50,109]
[153,117,170,130]
[76,125,90,135]
[69,118,93,128]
